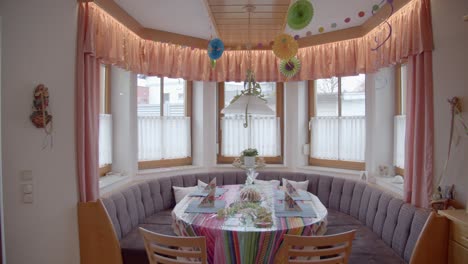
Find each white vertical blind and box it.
[310,116,366,161]
[99,114,112,167]
[138,116,191,161]
[221,115,280,157]
[394,115,406,169]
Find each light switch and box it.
[23,194,33,204]
[20,170,33,181]
[22,184,33,194]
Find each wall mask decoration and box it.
[30,84,53,148]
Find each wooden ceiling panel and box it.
[213,12,285,20]
[216,18,284,25]
[208,0,290,5]
[207,0,290,46]
[210,5,289,13]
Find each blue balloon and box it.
[207,38,225,60]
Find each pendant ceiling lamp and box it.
[220,5,274,128]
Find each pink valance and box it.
[82,0,432,81]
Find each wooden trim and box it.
[99,164,111,177]
[394,166,405,177]
[104,65,111,114]
[140,28,208,50]
[309,158,365,171]
[160,77,164,116]
[218,156,283,165]
[185,81,193,118]
[298,26,364,48]
[308,80,316,118]
[361,0,413,34]
[217,82,225,159]
[337,78,342,117]
[409,212,449,264]
[276,82,284,164]
[395,64,402,116]
[80,0,413,50]
[78,200,123,264]
[138,157,192,170]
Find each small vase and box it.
[244,156,256,167]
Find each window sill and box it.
[137,165,203,176]
[99,174,131,194]
[297,166,362,180]
[373,176,404,198]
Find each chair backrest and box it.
[139,228,207,264]
[283,230,356,264]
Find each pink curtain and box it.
[404,51,434,208]
[76,3,100,202]
[82,0,433,81]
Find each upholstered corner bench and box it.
[78,171,447,264]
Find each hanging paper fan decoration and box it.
[210,59,217,69]
[207,38,225,60]
[287,0,314,30]
[272,34,298,60]
[279,57,301,78]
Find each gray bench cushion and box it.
[101,171,429,264]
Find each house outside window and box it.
[394,64,407,176]
[98,64,112,176]
[218,82,284,164]
[309,74,366,170]
[137,75,192,169]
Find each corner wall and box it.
[431,0,468,205]
[0,1,80,263]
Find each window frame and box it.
[99,64,112,176]
[394,63,407,176]
[217,82,284,164]
[137,77,193,170]
[308,78,366,171]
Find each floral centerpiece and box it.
[241,148,258,167]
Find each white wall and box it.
[366,67,396,178]
[431,0,468,205]
[0,1,80,264]
[111,66,138,177]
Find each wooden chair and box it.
[139,227,207,264]
[282,230,356,264]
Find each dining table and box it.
[171,184,328,264]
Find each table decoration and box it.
[284,192,302,211]
[240,186,262,202]
[198,187,216,208]
[216,200,273,228]
[284,179,299,197]
[275,189,312,201]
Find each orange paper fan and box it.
[272,34,298,60]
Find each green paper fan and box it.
[287,0,314,30]
[280,57,301,78]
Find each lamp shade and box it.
[221,95,275,115]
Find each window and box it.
[98,64,112,176]
[137,76,192,169]
[309,74,366,170]
[394,64,407,176]
[217,82,284,164]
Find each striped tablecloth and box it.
[172,184,328,264]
